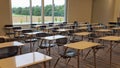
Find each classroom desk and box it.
[0,41,24,54]
[41,35,66,56]
[111,27,120,30]
[75,32,91,36]
[95,29,112,36]
[111,27,120,35]
[56,29,73,32]
[0,52,52,68]
[65,41,100,68]
[0,36,10,41]
[98,36,120,68]
[0,36,9,39]
[77,27,87,30]
[74,32,91,40]
[95,29,111,32]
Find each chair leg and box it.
[54,57,61,68]
[66,58,71,65]
[36,47,39,51]
[83,49,92,60]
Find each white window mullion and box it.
[30,0,32,27]
[41,0,44,24]
[52,0,54,23]
[64,0,67,22]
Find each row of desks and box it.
[1,28,120,68]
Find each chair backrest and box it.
[48,23,54,27]
[22,29,33,34]
[58,23,64,28]
[40,25,46,30]
[87,24,93,32]
[51,27,59,32]
[0,46,18,59]
[4,25,13,27]
[63,22,67,25]
[0,38,5,43]
[73,21,78,27]
[56,38,68,46]
[13,27,21,30]
[31,24,37,28]
[36,33,49,37]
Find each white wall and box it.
[67,0,93,23]
[91,0,115,24]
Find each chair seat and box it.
[70,39,79,43]
[14,35,25,38]
[0,46,18,59]
[92,46,105,49]
[59,50,77,58]
[39,43,56,49]
[0,52,17,59]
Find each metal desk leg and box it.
[93,47,96,68]
[110,41,113,68]
[48,40,51,68]
[42,62,46,68]
[77,50,80,68]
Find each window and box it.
[11,0,30,25]
[44,0,52,23]
[54,0,65,23]
[11,0,66,25]
[32,0,42,24]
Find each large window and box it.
[32,0,42,24]
[54,0,65,23]
[11,0,30,25]
[11,0,66,25]
[44,0,52,23]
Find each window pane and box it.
[44,0,52,23]
[11,0,30,25]
[54,0,65,23]
[32,0,42,24]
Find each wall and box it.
[0,0,12,35]
[113,0,120,21]
[91,0,115,24]
[67,0,93,23]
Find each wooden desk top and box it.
[0,36,9,39]
[42,35,66,40]
[0,41,24,48]
[78,27,87,30]
[98,36,120,41]
[95,29,111,32]
[24,31,43,35]
[56,29,72,32]
[75,32,91,36]
[65,41,100,50]
[92,25,103,28]
[112,27,120,30]
[0,52,52,68]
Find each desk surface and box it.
[98,36,120,41]
[0,36,9,39]
[75,32,91,36]
[0,52,52,68]
[65,41,100,50]
[112,27,120,30]
[42,35,66,40]
[24,31,43,35]
[78,27,87,30]
[56,29,72,32]
[95,29,111,32]
[0,41,24,48]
